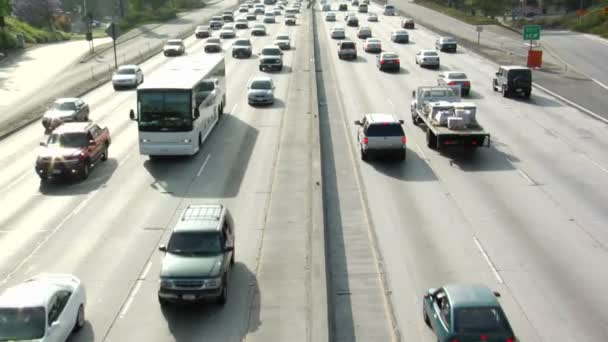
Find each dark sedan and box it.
[376,52,400,71]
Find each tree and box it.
[13,0,63,27]
[0,0,10,16]
[472,0,508,17]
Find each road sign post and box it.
[476,25,483,45]
[522,25,540,52]
[105,22,120,69]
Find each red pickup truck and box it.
[35,122,111,181]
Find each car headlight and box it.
[140,138,150,143]
[203,277,222,289]
[183,139,191,143]
[160,279,174,289]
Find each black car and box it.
[339,3,347,11]
[492,65,532,99]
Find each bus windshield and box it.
[138,91,192,132]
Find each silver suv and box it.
[355,113,406,161]
[158,204,235,306]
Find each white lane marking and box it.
[591,78,608,91]
[415,143,428,161]
[118,152,133,167]
[387,99,395,109]
[197,154,211,177]
[0,189,99,286]
[473,236,504,284]
[585,156,608,175]
[140,261,152,280]
[231,103,239,115]
[516,168,536,186]
[532,83,608,125]
[1,173,29,192]
[118,280,142,318]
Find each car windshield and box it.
[276,35,289,40]
[116,68,135,75]
[383,53,398,59]
[423,51,438,56]
[366,124,404,137]
[0,307,46,341]
[167,232,222,255]
[167,41,182,46]
[200,80,215,91]
[341,42,355,49]
[443,37,456,43]
[262,48,281,55]
[52,101,76,111]
[235,39,251,46]
[138,91,193,132]
[454,307,510,334]
[251,80,272,90]
[449,73,467,79]
[385,5,394,9]
[196,26,207,30]
[47,132,89,148]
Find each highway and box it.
[1,0,608,341]
[316,2,608,341]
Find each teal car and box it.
[422,284,517,342]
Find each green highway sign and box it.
[523,25,541,41]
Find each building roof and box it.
[138,55,223,91]
[174,204,224,233]
[444,284,500,308]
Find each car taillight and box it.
[380,59,385,64]
[363,137,368,145]
[506,338,515,342]
[395,59,400,63]
[480,335,488,341]
[450,339,460,342]
[448,81,457,85]
[464,81,471,86]
[401,136,407,144]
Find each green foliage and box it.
[519,3,608,38]
[0,0,10,16]
[0,15,70,49]
[119,4,177,31]
[174,0,205,9]
[415,0,500,25]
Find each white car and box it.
[219,24,236,38]
[263,12,276,23]
[248,76,275,105]
[322,3,331,11]
[325,12,336,21]
[415,49,440,68]
[0,274,86,342]
[330,26,346,39]
[163,39,185,56]
[112,64,144,90]
[274,34,291,50]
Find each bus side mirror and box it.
[194,108,200,119]
[411,90,416,98]
[129,109,136,120]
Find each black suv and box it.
[158,204,235,306]
[492,65,532,99]
[339,3,347,11]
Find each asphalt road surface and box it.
[1,1,608,342]
[0,6,322,342]
[316,2,608,341]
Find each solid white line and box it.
[71,190,98,215]
[591,78,608,92]
[516,168,535,185]
[119,280,142,318]
[140,261,152,280]
[0,189,100,285]
[415,143,428,160]
[473,236,504,284]
[197,154,211,177]
[230,103,239,115]
[532,83,608,125]
[585,156,608,175]
[118,152,133,167]
[1,173,29,192]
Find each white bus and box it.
[129,54,226,157]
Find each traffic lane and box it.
[98,15,305,342]
[316,16,533,341]
[542,30,608,86]
[319,11,608,341]
[0,14,299,339]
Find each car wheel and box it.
[141,75,144,84]
[423,307,431,327]
[81,161,90,180]
[73,304,85,332]
[259,65,263,71]
[426,128,437,149]
[399,151,406,161]
[158,295,170,307]
[412,113,420,125]
[113,85,118,91]
[101,144,108,161]
[360,149,368,161]
[231,251,235,265]
[217,277,228,305]
[219,103,224,115]
[524,91,531,99]
[502,86,510,98]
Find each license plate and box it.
[182,294,196,300]
[516,88,522,92]
[52,169,62,175]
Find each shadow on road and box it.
[38,159,119,196]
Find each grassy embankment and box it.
[0,16,71,49]
[118,0,206,32]
[412,0,500,25]
[514,2,608,38]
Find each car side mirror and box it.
[424,287,437,298]
[354,120,362,125]
[39,141,47,147]
[224,246,234,252]
[411,90,416,98]
[129,109,136,120]
[50,320,60,328]
[495,72,500,76]
[399,120,404,124]
[158,244,167,252]
[88,140,95,146]
[493,291,501,297]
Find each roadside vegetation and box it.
[119,0,206,32]
[514,2,608,38]
[412,0,502,25]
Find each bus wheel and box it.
[198,133,203,150]
[219,104,224,116]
